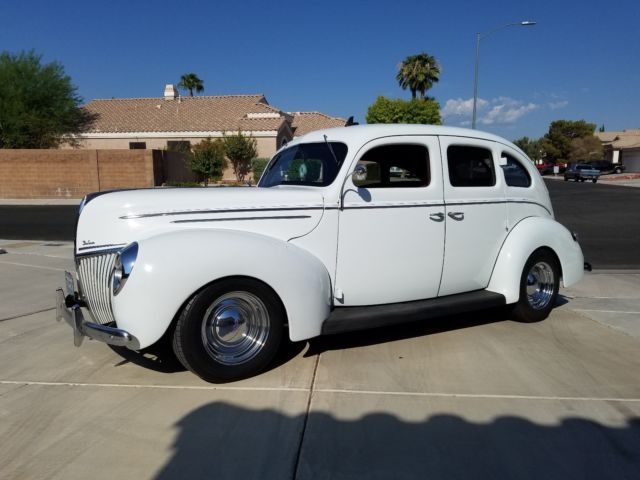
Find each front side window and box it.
[501,153,531,188]
[447,145,495,187]
[259,142,348,187]
[353,144,430,188]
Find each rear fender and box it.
[487,217,584,304]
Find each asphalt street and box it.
[1,180,639,268]
[545,179,640,269]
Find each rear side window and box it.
[353,144,430,188]
[447,145,495,187]
[502,153,531,188]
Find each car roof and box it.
[291,124,511,146]
[287,124,527,158]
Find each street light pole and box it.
[472,21,536,129]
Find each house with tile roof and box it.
[74,86,294,158]
[595,129,640,172]
[74,85,347,160]
[290,112,349,137]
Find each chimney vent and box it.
[164,84,178,100]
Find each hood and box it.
[76,186,325,256]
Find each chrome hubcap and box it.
[526,261,555,310]
[201,291,269,366]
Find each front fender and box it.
[112,229,332,348]
[487,217,584,304]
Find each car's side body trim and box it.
[321,290,506,335]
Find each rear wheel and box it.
[580,178,585,182]
[510,249,560,323]
[172,278,284,382]
[615,167,622,174]
[592,178,597,183]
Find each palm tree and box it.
[396,53,440,99]
[178,73,204,97]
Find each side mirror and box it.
[340,164,368,210]
[499,156,508,166]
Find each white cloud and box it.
[441,97,488,117]
[441,96,538,126]
[479,97,539,125]
[548,100,569,110]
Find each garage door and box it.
[623,149,640,173]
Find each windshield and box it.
[259,142,348,187]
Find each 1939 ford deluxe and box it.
[56,125,585,382]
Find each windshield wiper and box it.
[324,134,339,165]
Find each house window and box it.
[353,144,430,188]
[167,141,191,153]
[447,145,495,187]
[129,142,146,149]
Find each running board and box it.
[322,290,506,335]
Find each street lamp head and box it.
[520,21,537,26]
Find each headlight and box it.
[112,242,138,295]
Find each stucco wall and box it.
[75,136,278,158]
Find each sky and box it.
[1,0,638,141]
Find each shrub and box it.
[190,137,227,186]
[251,157,270,184]
[223,131,257,183]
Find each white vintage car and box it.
[57,125,585,382]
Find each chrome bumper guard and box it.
[56,271,140,350]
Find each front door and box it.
[438,136,508,296]
[335,136,445,306]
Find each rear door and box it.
[438,136,508,296]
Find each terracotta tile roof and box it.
[596,129,640,149]
[290,112,347,137]
[82,94,288,133]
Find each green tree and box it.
[178,73,204,97]
[514,136,544,162]
[599,124,605,132]
[0,50,93,148]
[366,96,441,125]
[251,157,270,185]
[396,53,441,99]
[543,120,596,162]
[568,135,603,163]
[223,131,258,183]
[190,137,226,186]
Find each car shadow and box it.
[153,402,640,480]
[108,332,306,376]
[305,306,510,356]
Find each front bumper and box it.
[55,271,140,350]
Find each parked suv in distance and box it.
[564,164,600,183]
[588,160,625,174]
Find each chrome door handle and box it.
[448,211,464,221]
[429,212,445,222]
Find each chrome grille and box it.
[77,252,118,325]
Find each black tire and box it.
[564,177,568,182]
[580,178,585,182]
[615,167,622,174]
[592,179,597,183]
[172,278,284,383]
[510,249,560,323]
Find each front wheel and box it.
[172,278,284,382]
[615,167,622,174]
[510,249,560,323]
[592,179,598,183]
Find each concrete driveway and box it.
[1,241,639,479]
